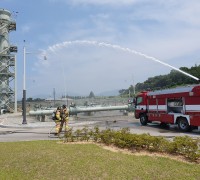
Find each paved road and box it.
[0,112,199,142]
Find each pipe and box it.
[29,105,133,116]
[69,105,129,115]
[29,109,55,115]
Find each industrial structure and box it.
[0,9,17,112]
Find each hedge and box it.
[63,126,200,162]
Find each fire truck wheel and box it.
[178,118,191,132]
[140,114,148,126]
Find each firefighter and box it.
[55,106,62,135]
[59,104,70,133]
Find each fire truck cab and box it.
[134,85,200,132]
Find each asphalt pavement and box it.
[0,112,200,142]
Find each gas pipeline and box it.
[29,104,134,122]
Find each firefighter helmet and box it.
[57,106,61,110]
[62,104,67,109]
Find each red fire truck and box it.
[134,85,200,132]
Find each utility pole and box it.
[132,75,135,97]
[21,40,47,124]
[22,41,27,124]
[53,88,55,107]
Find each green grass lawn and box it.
[0,141,199,180]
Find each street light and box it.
[22,42,47,124]
[22,44,26,124]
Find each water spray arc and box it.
[46,40,199,82]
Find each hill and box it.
[119,64,200,96]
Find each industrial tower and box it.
[0,9,17,112]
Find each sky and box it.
[1,0,200,99]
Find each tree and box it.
[27,97,33,102]
[88,91,95,98]
[120,64,200,95]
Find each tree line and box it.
[119,64,200,97]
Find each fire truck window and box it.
[167,98,183,113]
[136,97,143,105]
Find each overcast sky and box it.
[2,0,200,98]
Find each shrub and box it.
[93,126,101,142]
[63,127,200,162]
[169,136,200,161]
[99,129,114,145]
[81,126,90,141]
[63,128,74,142]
